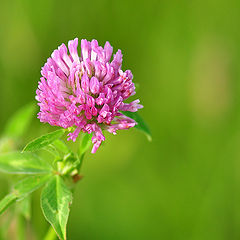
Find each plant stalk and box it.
[43,226,57,240]
[17,214,26,240]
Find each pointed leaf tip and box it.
[121,111,152,141]
[23,129,66,152]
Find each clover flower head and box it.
[36,38,143,153]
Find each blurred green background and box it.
[1,0,240,239]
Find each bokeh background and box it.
[0,0,240,239]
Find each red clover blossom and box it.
[36,38,143,153]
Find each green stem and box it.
[17,214,26,240]
[77,153,85,172]
[0,229,4,240]
[44,226,57,240]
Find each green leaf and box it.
[43,145,60,159]
[14,175,51,198]
[0,175,50,215]
[79,132,92,156]
[0,152,52,174]
[0,194,17,215]
[18,196,31,220]
[23,129,66,152]
[122,111,152,141]
[4,102,36,138]
[52,140,70,154]
[41,175,72,240]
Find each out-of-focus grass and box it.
[0,0,240,239]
